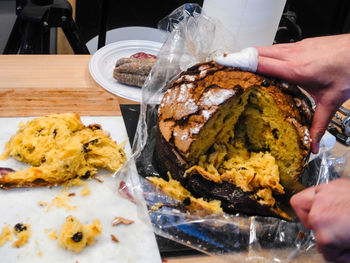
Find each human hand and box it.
[256,34,350,154]
[290,179,350,262]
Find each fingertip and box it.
[311,141,320,154]
[289,193,298,207]
[310,128,325,154]
[290,188,313,208]
[290,187,316,229]
[310,105,333,154]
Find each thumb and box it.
[290,186,316,229]
[310,103,335,154]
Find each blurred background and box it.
[1,0,350,54]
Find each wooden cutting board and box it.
[0,55,122,117]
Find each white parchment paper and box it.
[0,116,161,263]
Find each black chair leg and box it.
[41,25,51,54]
[98,0,109,50]
[20,21,44,54]
[61,16,90,54]
[3,17,22,54]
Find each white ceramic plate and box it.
[86,26,168,54]
[89,40,162,103]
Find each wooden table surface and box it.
[0,55,138,117]
[0,54,344,263]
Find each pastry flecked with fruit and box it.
[154,61,313,220]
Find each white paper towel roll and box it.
[202,0,286,49]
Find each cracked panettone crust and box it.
[155,61,313,219]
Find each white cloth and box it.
[212,47,259,72]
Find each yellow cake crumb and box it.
[38,250,43,257]
[49,230,57,240]
[12,223,31,248]
[148,173,223,216]
[58,216,102,253]
[45,191,77,211]
[186,138,284,208]
[50,191,77,211]
[0,225,12,246]
[80,182,91,196]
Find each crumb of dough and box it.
[58,216,102,253]
[0,113,126,189]
[13,223,32,248]
[38,250,43,257]
[80,182,91,196]
[110,234,119,243]
[149,203,164,212]
[148,173,223,216]
[46,191,77,211]
[62,178,85,188]
[49,230,57,240]
[0,225,12,246]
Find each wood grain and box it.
[0,55,121,116]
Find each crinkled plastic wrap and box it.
[124,4,349,262]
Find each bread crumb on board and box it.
[58,216,102,253]
[13,223,32,248]
[39,191,77,211]
[0,225,12,246]
[80,182,91,196]
[49,230,57,240]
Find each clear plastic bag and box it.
[122,4,349,262]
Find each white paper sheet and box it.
[0,116,161,263]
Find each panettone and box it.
[155,61,313,219]
[0,113,126,189]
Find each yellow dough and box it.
[12,223,31,248]
[0,225,12,246]
[148,173,223,216]
[58,216,102,253]
[0,113,126,188]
